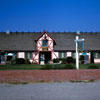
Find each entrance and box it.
[0,51,6,64]
[80,55,89,64]
[39,51,51,64]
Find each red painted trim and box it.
[48,41,53,47]
[33,32,57,64]
[37,34,54,52]
[32,40,40,64]
[39,51,52,63]
[53,51,58,58]
[38,52,40,64]
[38,51,39,64]
[38,41,42,47]
[33,52,37,61]
[35,31,55,42]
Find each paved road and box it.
[0,81,100,100]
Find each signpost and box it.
[75,31,85,70]
[78,41,84,53]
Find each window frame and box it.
[59,52,66,58]
[25,52,33,59]
[94,52,100,59]
[72,52,76,59]
[42,39,48,47]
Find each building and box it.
[0,30,100,64]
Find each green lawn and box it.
[0,64,100,70]
[0,64,42,70]
[79,64,100,69]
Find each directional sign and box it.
[75,38,84,42]
[82,52,87,55]
[77,39,84,42]
[78,41,84,52]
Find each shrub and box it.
[59,58,66,64]
[53,64,62,69]
[53,58,60,63]
[73,59,76,64]
[15,58,25,64]
[7,56,13,61]
[40,64,76,70]
[66,57,74,64]
[25,59,31,64]
[41,64,53,70]
[88,65,99,69]
[11,60,16,64]
[80,55,84,64]
[53,58,66,64]
[63,64,75,69]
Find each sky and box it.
[0,0,100,32]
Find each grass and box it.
[0,64,100,70]
[0,64,42,70]
[70,79,96,83]
[79,64,100,69]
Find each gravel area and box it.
[0,81,100,100]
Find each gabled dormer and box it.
[35,30,55,51]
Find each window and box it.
[59,52,66,58]
[42,39,48,47]
[72,52,76,59]
[94,52,100,59]
[25,52,33,59]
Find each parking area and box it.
[0,81,100,100]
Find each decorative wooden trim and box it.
[33,32,58,64]
[35,30,55,42]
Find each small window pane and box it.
[25,52,33,59]
[43,39,48,47]
[30,52,33,59]
[59,52,66,58]
[72,52,76,58]
[94,52,98,59]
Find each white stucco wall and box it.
[37,33,53,51]
[18,52,25,58]
[37,40,42,51]
[33,53,38,59]
[52,52,59,59]
[94,59,100,63]
[33,52,39,63]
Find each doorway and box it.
[39,51,51,64]
[0,52,6,64]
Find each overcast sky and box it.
[0,0,100,32]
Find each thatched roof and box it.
[0,32,100,51]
